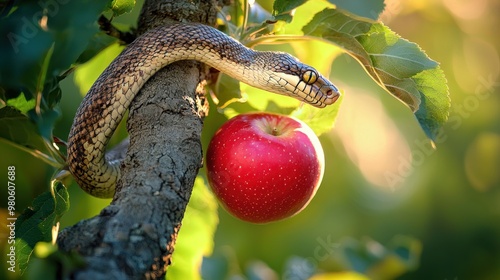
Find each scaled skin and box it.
[206,113,325,223]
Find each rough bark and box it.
[57,0,224,278]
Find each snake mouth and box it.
[318,78,340,105]
[328,91,340,103]
[311,82,340,106]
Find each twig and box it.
[98,15,136,44]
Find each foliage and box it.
[219,0,449,141]
[15,182,69,273]
[302,9,449,140]
[201,235,421,279]
[0,0,456,279]
[168,177,219,279]
[107,0,136,17]
[22,242,85,280]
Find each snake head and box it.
[259,52,340,108]
[298,67,341,107]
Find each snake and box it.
[67,23,340,198]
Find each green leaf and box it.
[44,1,109,78]
[107,0,136,16]
[292,93,343,136]
[212,74,244,109]
[0,107,63,167]
[43,76,65,109]
[413,68,451,139]
[279,1,335,35]
[273,0,307,14]
[338,236,421,280]
[16,182,70,274]
[358,24,438,78]
[168,176,219,280]
[328,0,386,20]
[0,0,109,154]
[76,32,119,64]
[302,8,449,140]
[5,92,36,114]
[0,0,108,92]
[0,8,52,93]
[273,0,307,22]
[27,105,62,141]
[0,107,48,153]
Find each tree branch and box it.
[98,15,136,44]
[57,0,222,278]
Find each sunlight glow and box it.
[443,0,488,20]
[332,89,411,191]
[39,15,48,31]
[453,37,499,93]
[465,133,500,192]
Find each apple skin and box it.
[206,112,325,223]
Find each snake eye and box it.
[302,70,318,85]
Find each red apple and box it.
[206,112,325,223]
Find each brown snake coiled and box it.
[67,23,340,198]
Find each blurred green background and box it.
[1,0,499,279]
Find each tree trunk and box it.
[57,0,224,278]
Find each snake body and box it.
[67,23,340,198]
